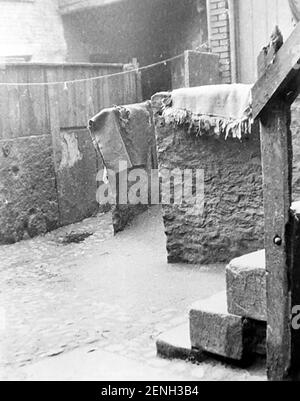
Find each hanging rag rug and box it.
[161,83,253,140]
[88,101,157,233]
[89,101,157,173]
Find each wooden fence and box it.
[0,62,142,139]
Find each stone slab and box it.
[0,136,59,244]
[156,323,200,361]
[189,292,265,361]
[55,129,99,226]
[226,250,266,321]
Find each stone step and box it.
[156,323,202,361]
[189,292,266,361]
[291,201,300,216]
[225,200,300,322]
[156,318,266,363]
[226,250,266,321]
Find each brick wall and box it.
[208,0,231,83]
[0,0,67,62]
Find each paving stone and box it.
[189,292,262,361]
[226,250,266,321]
[156,323,194,361]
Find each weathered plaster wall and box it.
[153,105,264,264]
[0,0,67,62]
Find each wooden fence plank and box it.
[7,68,21,138]
[26,66,50,135]
[0,69,10,140]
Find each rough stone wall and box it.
[0,0,67,62]
[153,109,264,264]
[0,136,59,244]
[208,0,231,83]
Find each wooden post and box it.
[259,99,293,380]
[254,24,300,380]
[133,59,143,103]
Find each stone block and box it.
[171,51,221,90]
[55,129,99,226]
[0,135,59,244]
[226,250,266,322]
[152,96,264,264]
[156,323,196,361]
[189,292,265,361]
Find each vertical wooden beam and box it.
[132,58,143,102]
[256,26,300,380]
[260,99,293,380]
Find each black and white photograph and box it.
[1,0,300,383]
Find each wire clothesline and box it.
[0,46,208,88]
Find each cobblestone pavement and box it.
[0,206,266,381]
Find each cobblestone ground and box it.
[0,207,266,381]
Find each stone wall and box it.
[0,0,67,62]
[152,100,264,265]
[0,135,59,244]
[0,129,101,244]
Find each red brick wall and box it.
[208,0,231,83]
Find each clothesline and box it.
[0,45,209,88]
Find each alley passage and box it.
[0,207,265,380]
